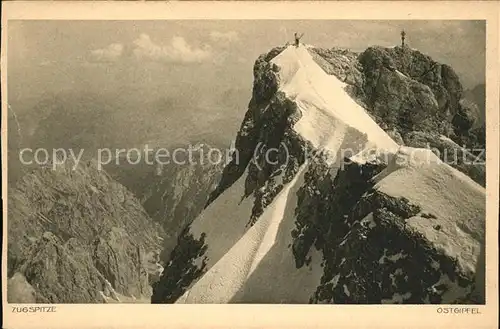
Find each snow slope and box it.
[373,146,485,274]
[177,164,323,303]
[188,166,256,269]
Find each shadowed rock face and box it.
[7,160,163,303]
[205,48,289,207]
[205,48,309,228]
[151,230,208,303]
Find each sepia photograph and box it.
[1,1,498,328]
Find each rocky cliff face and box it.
[104,144,224,263]
[7,160,163,303]
[152,44,485,304]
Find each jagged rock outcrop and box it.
[358,46,457,135]
[152,45,485,304]
[8,160,163,303]
[205,50,306,225]
[360,46,462,112]
[15,232,107,303]
[92,227,151,299]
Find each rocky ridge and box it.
[7,159,163,303]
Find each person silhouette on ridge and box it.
[294,32,304,48]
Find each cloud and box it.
[132,34,212,63]
[39,59,55,67]
[89,43,124,62]
[209,31,239,44]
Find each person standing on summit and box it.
[294,32,304,47]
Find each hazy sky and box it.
[7,20,486,145]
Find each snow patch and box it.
[325,273,341,288]
[395,70,407,78]
[381,292,412,304]
[360,212,377,229]
[343,284,351,297]
[432,273,472,303]
[378,249,406,264]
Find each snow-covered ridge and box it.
[271,45,399,161]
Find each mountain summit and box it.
[152,44,485,304]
